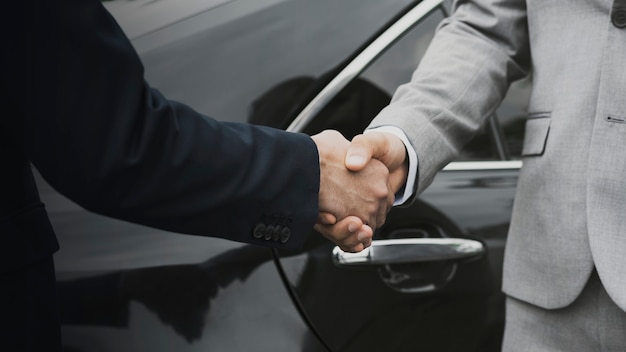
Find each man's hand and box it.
[314,216,373,253]
[311,130,394,250]
[345,131,408,194]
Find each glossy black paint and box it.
[277,169,517,352]
[50,0,528,351]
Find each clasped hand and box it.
[311,130,408,253]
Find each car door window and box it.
[494,76,531,159]
[301,6,499,161]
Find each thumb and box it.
[345,133,384,172]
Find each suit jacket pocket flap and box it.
[521,113,551,156]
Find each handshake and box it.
[311,130,409,253]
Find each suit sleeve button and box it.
[264,225,275,240]
[279,227,291,243]
[612,8,626,28]
[272,225,283,241]
[253,223,266,239]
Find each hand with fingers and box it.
[311,130,410,252]
[311,130,394,252]
[345,131,409,191]
[314,216,374,253]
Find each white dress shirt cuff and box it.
[365,126,418,206]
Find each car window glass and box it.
[303,7,498,161]
[494,75,531,159]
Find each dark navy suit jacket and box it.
[0,0,320,274]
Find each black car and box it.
[46,0,530,351]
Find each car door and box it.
[51,1,420,351]
[273,1,529,351]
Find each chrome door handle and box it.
[332,238,484,267]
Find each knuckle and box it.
[373,184,389,199]
[377,162,390,176]
[366,203,378,218]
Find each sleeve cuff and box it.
[364,126,418,206]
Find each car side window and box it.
[494,75,531,159]
[302,7,499,161]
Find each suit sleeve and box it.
[1,0,319,250]
[369,0,531,194]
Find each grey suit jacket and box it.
[370,0,626,311]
